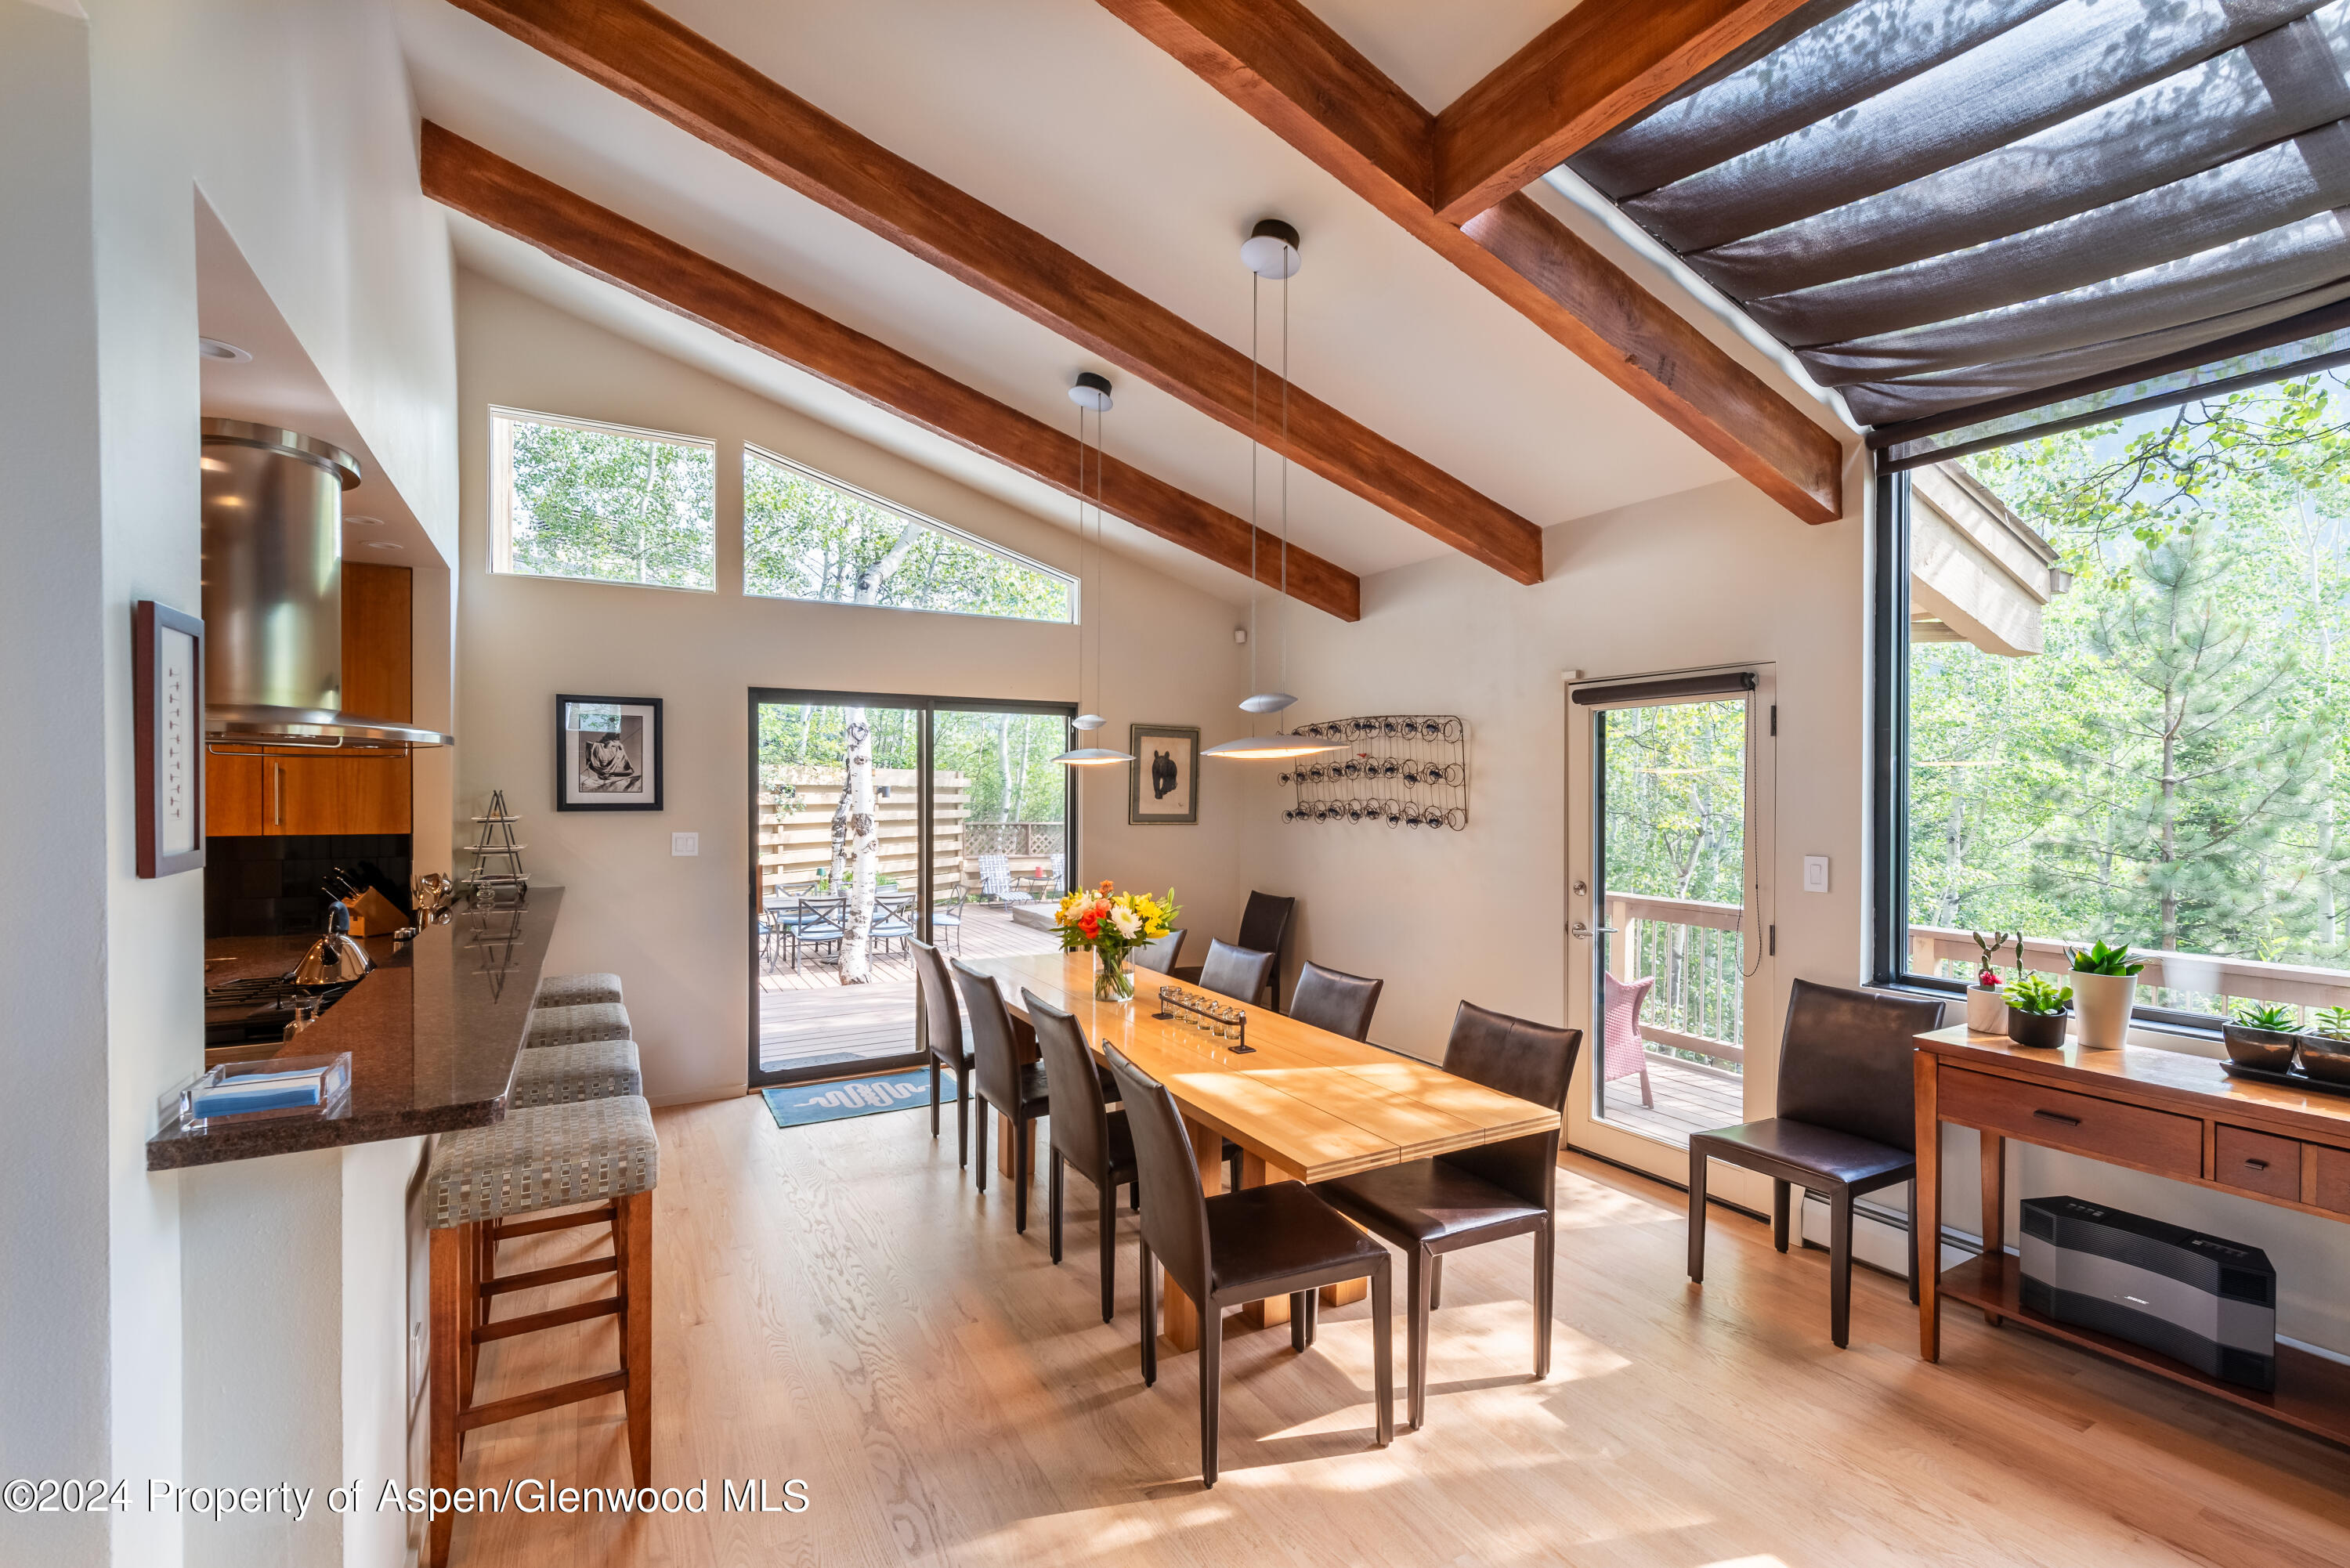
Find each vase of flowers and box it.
[1054,881,1180,1003]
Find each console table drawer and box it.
[1939,1066,2201,1176]
[2315,1144,2350,1216]
[2215,1125,2301,1201]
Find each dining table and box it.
[956,951,1561,1354]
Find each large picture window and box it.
[1881,374,2350,1027]
[743,447,1072,622]
[490,409,717,591]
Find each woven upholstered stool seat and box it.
[426,1095,657,1230]
[534,971,624,1008]
[508,1039,642,1109]
[524,1000,631,1049]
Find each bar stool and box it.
[525,1001,632,1048]
[534,971,624,1008]
[425,1095,658,1568]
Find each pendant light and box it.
[1054,371,1135,767]
[1204,219,1347,761]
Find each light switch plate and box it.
[671,832,700,857]
[1802,854,1829,893]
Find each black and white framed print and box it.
[557,695,663,811]
[134,600,205,877]
[1129,724,1199,825]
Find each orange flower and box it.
[1098,880,1114,894]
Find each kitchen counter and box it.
[147,888,563,1169]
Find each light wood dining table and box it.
[956,951,1560,1353]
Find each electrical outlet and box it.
[1802,854,1829,894]
[671,832,700,857]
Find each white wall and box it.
[451,272,1253,1102]
[0,4,457,1563]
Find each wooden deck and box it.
[1597,1050,1744,1145]
[757,903,1062,1073]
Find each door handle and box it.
[273,764,285,826]
[2030,1108,2081,1127]
[1570,921,1590,939]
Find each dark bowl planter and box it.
[2299,1031,2350,1085]
[2222,1024,2299,1072]
[2008,1008,2070,1050]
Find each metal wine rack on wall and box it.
[1278,715,1467,830]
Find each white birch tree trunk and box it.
[836,519,926,983]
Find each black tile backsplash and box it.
[204,835,412,938]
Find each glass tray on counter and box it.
[164,1052,353,1133]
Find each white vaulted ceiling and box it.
[393,0,1846,602]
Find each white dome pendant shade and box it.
[1204,219,1344,762]
[1054,371,1135,768]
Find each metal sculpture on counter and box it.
[1278,714,1468,831]
[465,789,530,902]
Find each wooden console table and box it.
[1914,1024,2350,1447]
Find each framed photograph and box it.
[557,694,663,811]
[1128,724,1199,825]
[134,601,206,877]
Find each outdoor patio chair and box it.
[1602,971,1657,1110]
[928,885,967,955]
[978,854,1014,902]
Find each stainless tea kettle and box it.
[295,900,374,987]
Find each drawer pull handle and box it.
[2244,1158,2270,1171]
[2031,1109,2082,1127]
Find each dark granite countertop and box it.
[148,889,564,1170]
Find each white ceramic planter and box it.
[2070,971,2136,1050]
[1965,986,2009,1035]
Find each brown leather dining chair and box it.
[1687,979,1949,1348]
[1107,1042,1393,1487]
[1314,1002,1581,1430]
[952,958,1050,1231]
[1287,962,1383,1041]
[1173,891,1296,1006]
[1025,990,1137,1322]
[910,939,972,1167]
[1196,940,1277,1006]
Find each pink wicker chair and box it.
[1602,971,1656,1110]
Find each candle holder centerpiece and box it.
[1052,881,1180,1003]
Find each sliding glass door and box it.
[747,689,1074,1088]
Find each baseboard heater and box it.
[2019,1196,2276,1391]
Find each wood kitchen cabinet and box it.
[202,563,414,837]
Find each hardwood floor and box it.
[444,1095,2350,1567]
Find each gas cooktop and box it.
[204,971,360,1050]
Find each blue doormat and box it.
[761,1068,952,1130]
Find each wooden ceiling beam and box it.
[443,0,1543,585]
[1100,0,1843,525]
[419,124,1361,621]
[1432,0,1816,224]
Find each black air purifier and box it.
[2018,1197,2276,1391]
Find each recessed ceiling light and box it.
[198,337,251,363]
[344,514,385,527]
[361,540,403,551]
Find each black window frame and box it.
[1867,467,2231,1039]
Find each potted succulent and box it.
[2301,1006,2350,1086]
[2002,972,2073,1050]
[1966,929,2016,1034]
[2222,1002,2301,1072]
[2067,938,2144,1050]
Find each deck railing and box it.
[1907,925,2350,1018]
[1607,893,1747,1068]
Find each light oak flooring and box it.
[445,1094,2350,1566]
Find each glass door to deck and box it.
[748,690,1074,1089]
[1565,670,1775,1190]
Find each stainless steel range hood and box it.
[201,417,452,750]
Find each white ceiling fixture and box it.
[1054,370,1135,768]
[198,336,251,363]
[1205,221,1346,762]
